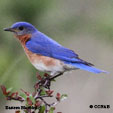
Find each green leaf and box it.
[40,90,46,96]
[38,105,45,113]
[6,87,13,92]
[51,79,56,82]
[29,95,35,104]
[49,107,55,113]
[61,94,68,101]
[40,88,47,96]
[20,93,27,100]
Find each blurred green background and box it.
[0,0,113,113]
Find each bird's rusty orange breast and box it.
[15,34,60,67]
[24,47,59,67]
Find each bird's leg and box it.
[49,73,63,81]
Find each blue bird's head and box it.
[4,22,37,35]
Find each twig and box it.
[6,96,24,102]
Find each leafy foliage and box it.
[1,72,67,113]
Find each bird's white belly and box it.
[32,59,65,76]
[24,48,64,75]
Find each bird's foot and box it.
[35,74,51,89]
[35,73,63,89]
[43,77,51,89]
[42,73,63,89]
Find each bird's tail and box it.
[71,63,108,74]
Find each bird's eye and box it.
[18,26,24,31]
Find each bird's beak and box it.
[4,28,15,32]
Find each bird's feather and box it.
[65,62,107,73]
[26,31,92,65]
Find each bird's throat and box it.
[14,34,31,45]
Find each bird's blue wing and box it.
[25,32,88,63]
[26,38,52,57]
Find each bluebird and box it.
[4,22,107,78]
